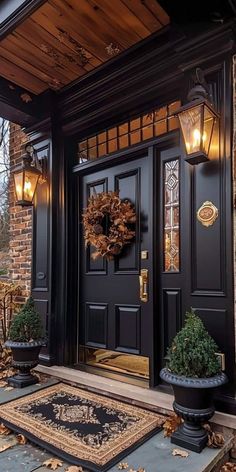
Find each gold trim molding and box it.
[197,201,218,227]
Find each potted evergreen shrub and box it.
[5,296,45,388]
[160,310,227,453]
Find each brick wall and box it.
[9,123,32,302]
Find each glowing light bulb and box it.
[16,185,22,199]
[193,129,201,150]
[185,142,190,152]
[24,180,31,191]
[24,179,33,199]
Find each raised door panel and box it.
[114,169,140,273]
[115,305,140,353]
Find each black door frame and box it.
[67,132,179,388]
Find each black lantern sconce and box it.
[176,68,219,165]
[13,143,47,207]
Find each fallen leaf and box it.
[0,423,11,435]
[0,381,7,387]
[43,458,63,470]
[203,423,225,448]
[0,443,13,452]
[118,464,129,470]
[65,467,83,472]
[163,413,183,437]
[137,469,146,472]
[4,386,14,391]
[16,434,27,444]
[172,448,189,457]
[220,462,236,472]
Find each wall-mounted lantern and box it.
[176,68,219,165]
[13,143,45,207]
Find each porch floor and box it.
[0,372,234,472]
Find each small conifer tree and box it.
[167,309,221,378]
[8,296,43,342]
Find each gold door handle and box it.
[139,269,148,302]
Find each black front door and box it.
[78,153,154,383]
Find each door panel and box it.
[79,154,153,378]
[157,138,235,387]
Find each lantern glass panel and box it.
[14,172,24,202]
[179,105,202,155]
[203,105,215,155]
[23,170,40,202]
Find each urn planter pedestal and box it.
[5,340,44,388]
[160,368,228,453]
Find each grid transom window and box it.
[78,101,181,163]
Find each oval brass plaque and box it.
[197,201,218,227]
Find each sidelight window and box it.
[164,159,180,272]
[78,101,180,163]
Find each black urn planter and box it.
[5,340,44,388]
[160,368,228,453]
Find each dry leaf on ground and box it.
[203,423,225,448]
[0,380,7,387]
[16,434,27,444]
[118,464,129,470]
[172,448,189,457]
[220,462,236,472]
[137,469,146,472]
[0,443,13,453]
[43,458,63,470]
[4,386,14,391]
[163,413,183,437]
[0,423,11,435]
[65,467,84,472]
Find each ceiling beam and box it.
[0,76,51,126]
[0,0,47,40]
[157,0,236,23]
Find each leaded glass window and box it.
[164,159,180,272]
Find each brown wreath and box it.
[82,191,136,260]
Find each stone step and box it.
[35,365,236,429]
[0,370,233,472]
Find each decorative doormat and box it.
[0,382,165,471]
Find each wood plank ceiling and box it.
[0,0,169,95]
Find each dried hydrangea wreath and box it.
[82,191,136,260]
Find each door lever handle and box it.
[139,269,148,302]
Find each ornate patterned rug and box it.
[0,383,165,471]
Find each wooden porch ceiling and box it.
[0,0,169,95]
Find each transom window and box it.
[78,101,181,163]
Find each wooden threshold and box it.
[35,365,236,430]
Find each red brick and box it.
[9,123,32,300]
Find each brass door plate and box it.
[197,201,218,227]
[139,269,148,302]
